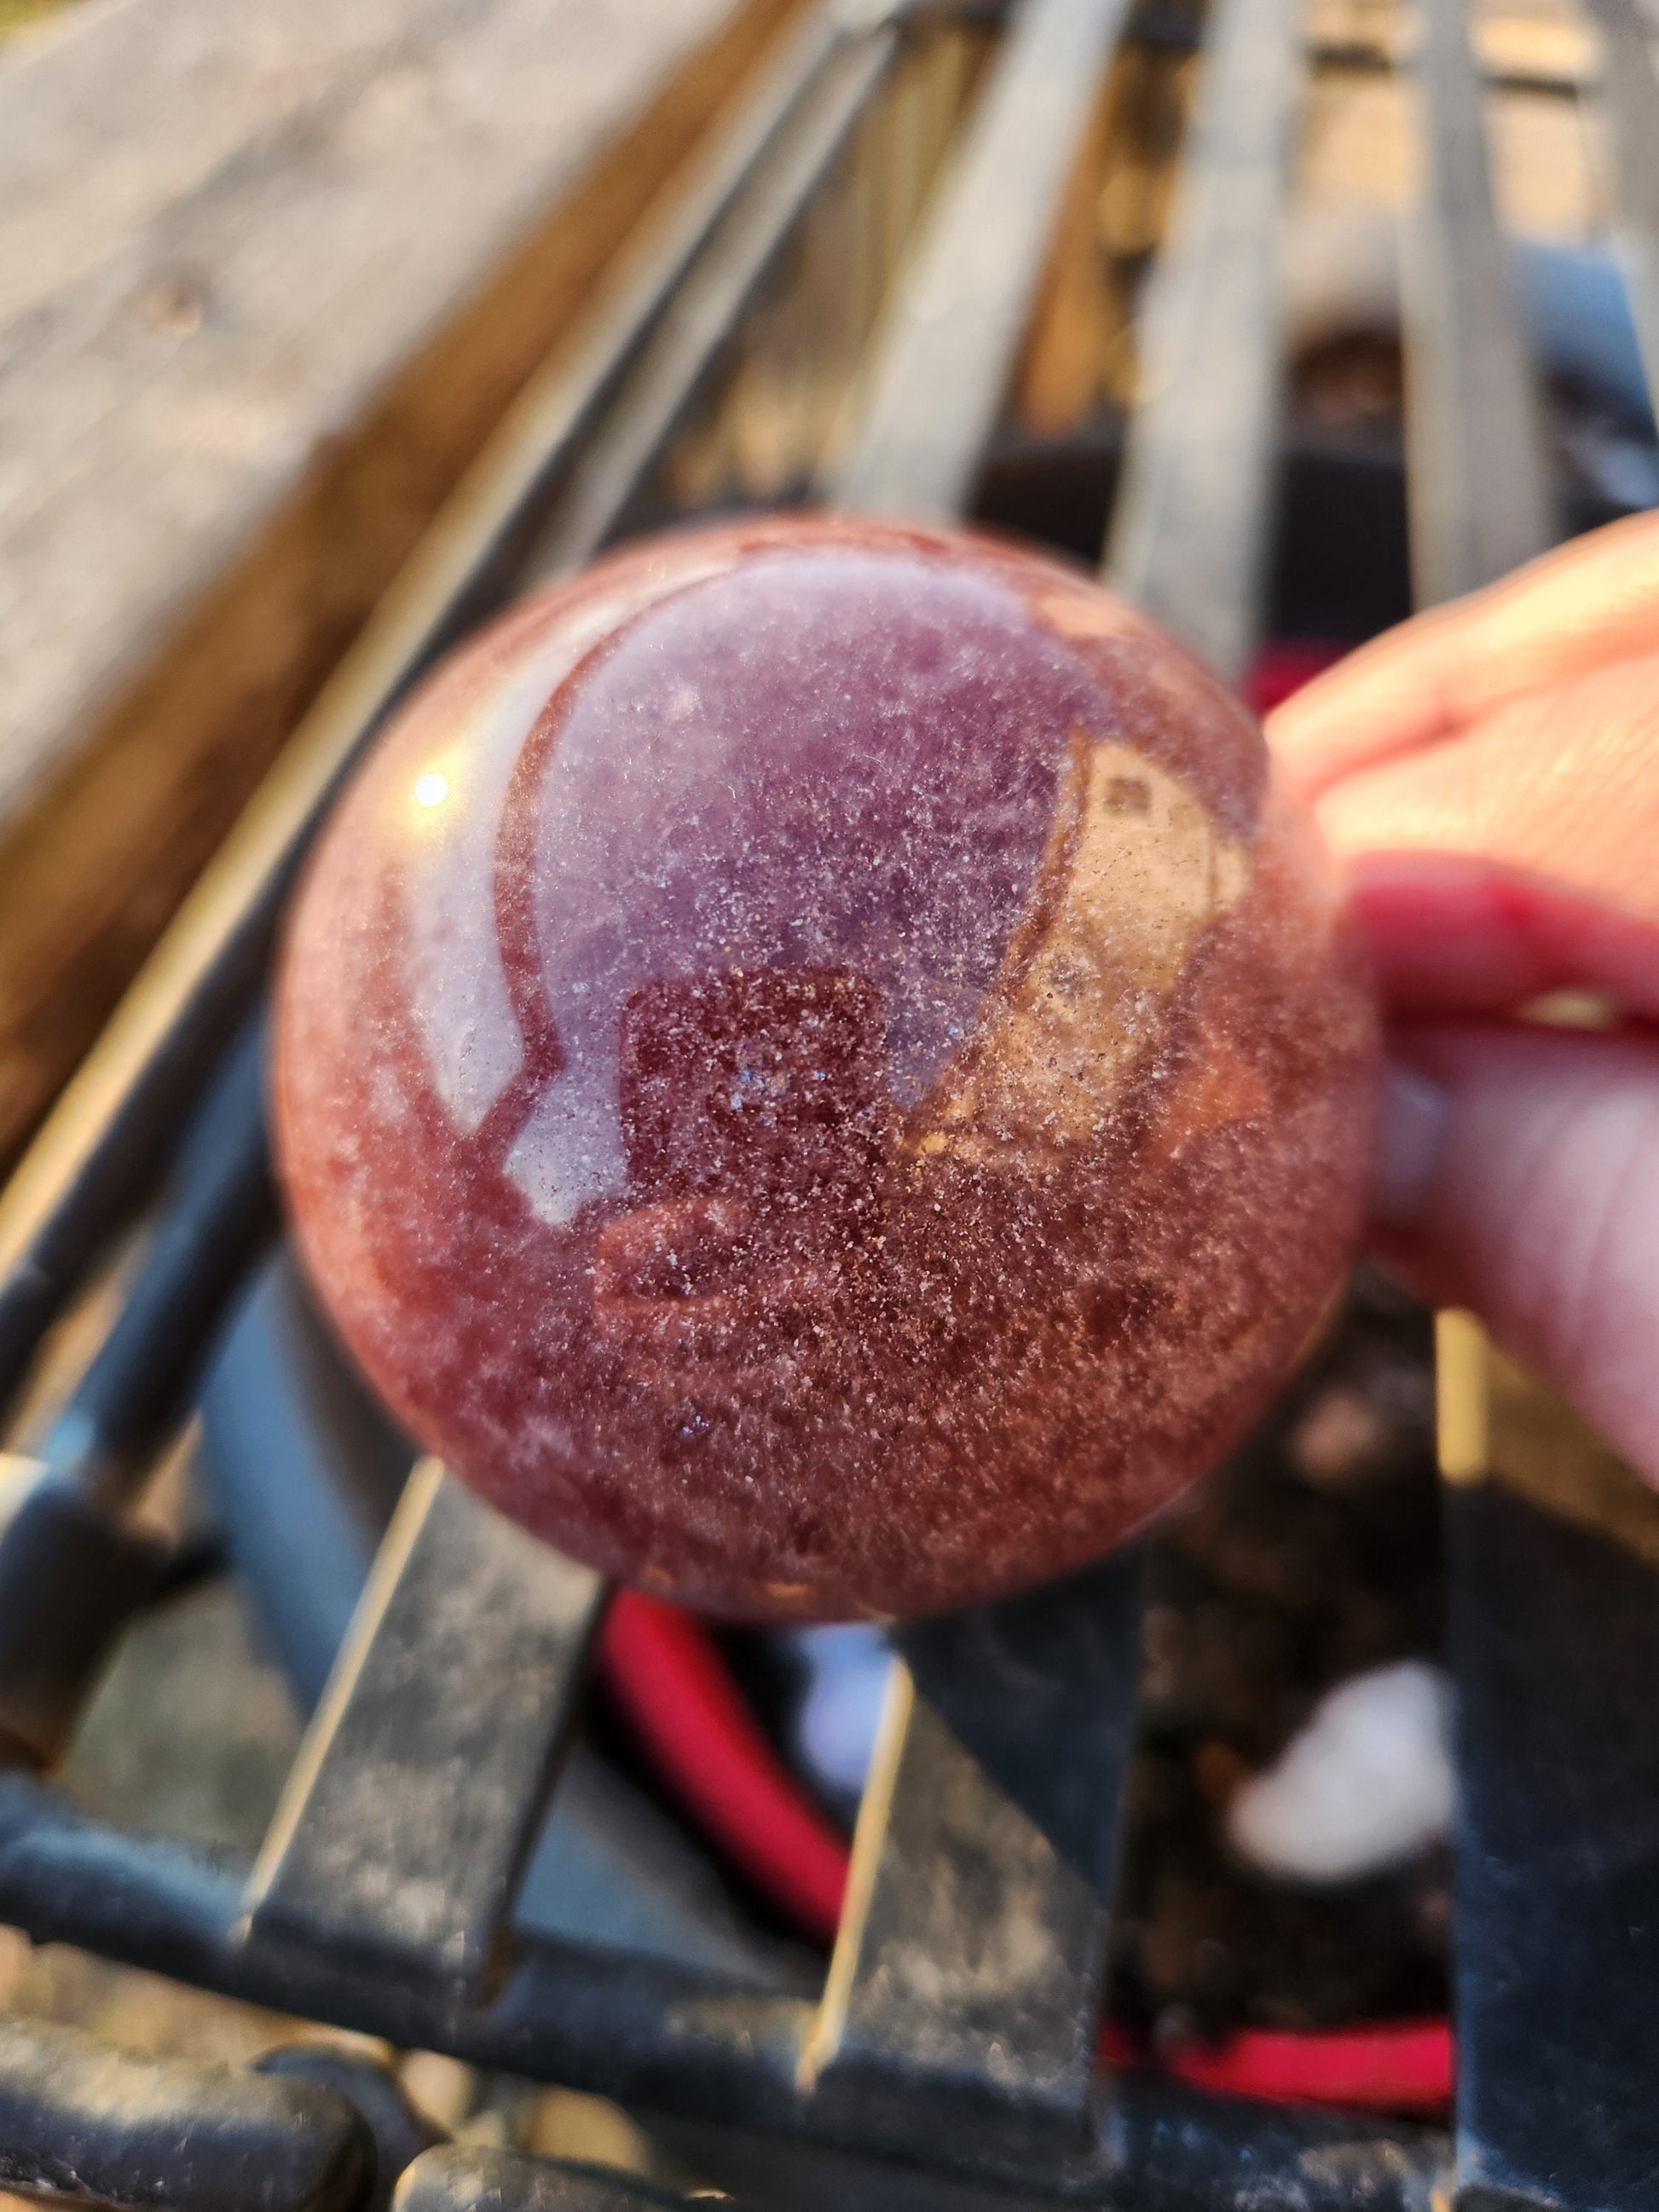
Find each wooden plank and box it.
[0,0,775,822]
[0,0,802,1177]
[1104,0,1304,678]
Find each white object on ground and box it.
[787,1624,893,1802]
[1226,1659,1454,1884]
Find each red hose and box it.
[1244,638,1345,713]
[600,1589,849,1943]
[597,1591,1454,2116]
[1100,2020,1453,2115]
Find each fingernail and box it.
[1372,1060,1448,1227]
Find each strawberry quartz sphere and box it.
[274,517,1376,1621]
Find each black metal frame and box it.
[3,0,1659,2204]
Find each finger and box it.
[1314,647,1659,913]
[1344,856,1659,1020]
[1300,643,1659,1017]
[1372,1023,1659,1487]
[1269,510,1659,801]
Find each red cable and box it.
[1244,638,1346,714]
[597,1592,1455,2116]
[1100,2020,1454,2116]
[600,1589,849,1943]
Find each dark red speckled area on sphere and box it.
[274,517,1378,1621]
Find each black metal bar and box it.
[1405,0,1556,604]
[43,1019,275,1498]
[1431,1320,1659,2212]
[801,1555,1142,2160]
[0,1773,1449,2210]
[0,2015,374,2212]
[1581,0,1659,420]
[1394,7,1653,2207]
[1443,1462,1659,2209]
[0,1466,167,1770]
[0,1020,275,1770]
[1103,0,1304,678]
[521,14,901,581]
[657,2085,1453,2212]
[257,2046,444,2212]
[0,0,863,1418]
[394,2146,718,2212]
[239,1463,605,1995]
[0,0,896,1920]
[829,0,1132,521]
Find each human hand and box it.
[1268,511,1659,1485]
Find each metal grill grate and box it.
[2,0,1658,2204]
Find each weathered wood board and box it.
[0,0,795,1166]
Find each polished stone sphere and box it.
[274,517,1377,1620]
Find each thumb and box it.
[1373,1023,1659,1487]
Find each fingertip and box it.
[1333,853,1659,1023]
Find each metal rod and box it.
[1443,1460,1659,2212]
[39,1019,275,1503]
[0,1,904,1787]
[1104,0,1305,679]
[1404,0,1556,604]
[801,1556,1143,2161]
[0,1020,275,1770]
[0,1774,1450,2210]
[0,0,864,1418]
[1581,0,1659,422]
[1390,9,1655,2207]
[0,2017,373,2212]
[829,0,1133,521]
[238,1464,605,1995]
[521,18,900,582]
[396,2146,711,2212]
